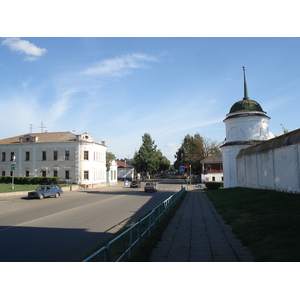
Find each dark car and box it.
[28,185,63,199]
[130,181,141,188]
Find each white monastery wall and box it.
[237,142,300,193]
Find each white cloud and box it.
[1,37,47,61]
[81,53,157,77]
[24,56,39,62]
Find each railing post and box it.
[138,221,142,247]
[104,246,110,262]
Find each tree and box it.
[106,151,116,171]
[174,133,205,175]
[133,133,157,176]
[132,133,171,176]
[156,149,171,173]
[202,137,221,156]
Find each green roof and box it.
[229,99,264,114]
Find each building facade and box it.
[200,152,223,182]
[117,160,135,180]
[107,159,118,186]
[0,131,107,187]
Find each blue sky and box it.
[1,37,300,163]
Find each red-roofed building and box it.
[117,160,135,180]
[200,152,223,183]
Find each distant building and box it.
[107,159,118,186]
[200,152,223,182]
[117,160,135,180]
[0,131,107,188]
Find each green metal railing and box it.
[83,188,185,262]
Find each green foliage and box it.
[174,133,205,175]
[0,176,60,185]
[205,181,223,190]
[106,151,116,171]
[206,188,300,261]
[133,133,170,175]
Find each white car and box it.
[144,182,157,193]
[196,183,206,188]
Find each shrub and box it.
[205,181,223,190]
[0,176,60,185]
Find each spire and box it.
[242,66,250,100]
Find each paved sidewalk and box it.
[150,188,254,262]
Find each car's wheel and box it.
[55,193,59,198]
[39,194,44,200]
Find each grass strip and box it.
[0,183,69,193]
[205,188,300,262]
[0,183,40,193]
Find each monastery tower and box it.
[221,67,273,188]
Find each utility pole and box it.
[29,124,34,133]
[39,121,46,133]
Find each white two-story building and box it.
[0,131,107,188]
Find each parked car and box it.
[196,183,206,188]
[144,182,157,193]
[130,181,141,188]
[28,185,63,199]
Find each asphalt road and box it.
[0,175,184,262]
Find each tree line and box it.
[130,133,221,177]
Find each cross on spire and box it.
[242,66,250,100]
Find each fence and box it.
[82,188,186,262]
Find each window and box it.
[54,170,58,177]
[84,151,89,160]
[10,152,15,161]
[206,164,211,171]
[42,170,46,177]
[212,176,215,181]
[26,171,30,177]
[65,170,70,179]
[42,151,46,161]
[25,152,30,161]
[54,151,58,161]
[220,163,223,171]
[2,152,5,161]
[65,151,70,160]
[84,170,89,180]
[2,171,5,176]
[10,171,13,176]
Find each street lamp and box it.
[11,155,16,190]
